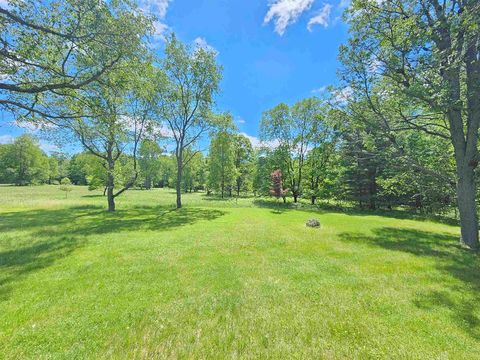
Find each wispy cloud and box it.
[235,116,246,125]
[264,0,314,36]
[193,37,219,55]
[139,0,172,39]
[39,141,58,153]
[311,85,327,94]
[307,3,332,31]
[241,132,279,149]
[0,134,14,144]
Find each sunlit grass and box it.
[0,185,478,359]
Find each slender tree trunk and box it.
[293,194,298,203]
[176,155,183,209]
[107,170,115,212]
[311,196,316,205]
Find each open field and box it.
[0,185,479,359]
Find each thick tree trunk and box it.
[456,164,479,249]
[293,194,298,203]
[311,196,316,205]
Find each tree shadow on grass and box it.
[338,227,480,340]
[0,236,82,301]
[0,205,226,301]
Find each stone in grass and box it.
[306,219,321,228]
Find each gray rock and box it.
[306,219,321,228]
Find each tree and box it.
[182,151,207,192]
[252,151,271,196]
[45,59,160,211]
[208,129,236,198]
[59,177,72,198]
[0,135,49,185]
[233,134,254,196]
[270,170,289,203]
[157,34,222,208]
[1,0,152,119]
[341,0,480,248]
[138,139,163,189]
[260,98,326,202]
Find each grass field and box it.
[0,185,479,359]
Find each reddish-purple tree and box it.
[270,170,289,203]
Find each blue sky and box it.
[0,0,350,151]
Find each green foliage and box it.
[59,177,72,198]
[208,130,236,197]
[158,33,223,207]
[0,134,49,185]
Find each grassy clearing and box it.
[0,185,479,359]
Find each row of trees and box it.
[2,109,457,219]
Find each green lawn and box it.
[0,185,479,359]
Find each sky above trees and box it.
[0,0,350,151]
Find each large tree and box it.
[157,34,222,208]
[341,0,480,249]
[233,134,254,196]
[0,134,49,185]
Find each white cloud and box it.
[0,0,10,8]
[39,141,58,153]
[339,0,350,7]
[333,86,353,105]
[241,132,279,149]
[311,85,327,94]
[264,0,314,36]
[139,0,172,40]
[153,20,169,38]
[0,134,14,144]
[139,0,171,18]
[307,3,332,31]
[235,116,246,124]
[193,37,218,55]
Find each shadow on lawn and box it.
[252,198,459,226]
[338,227,480,340]
[0,205,226,300]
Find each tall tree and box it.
[208,129,236,198]
[138,139,163,189]
[233,134,254,196]
[157,34,222,208]
[45,61,161,211]
[341,0,480,248]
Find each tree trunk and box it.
[106,160,115,212]
[107,179,115,212]
[456,164,479,249]
[176,156,183,209]
[293,194,298,203]
[311,196,316,205]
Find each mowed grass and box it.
[0,185,479,359]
